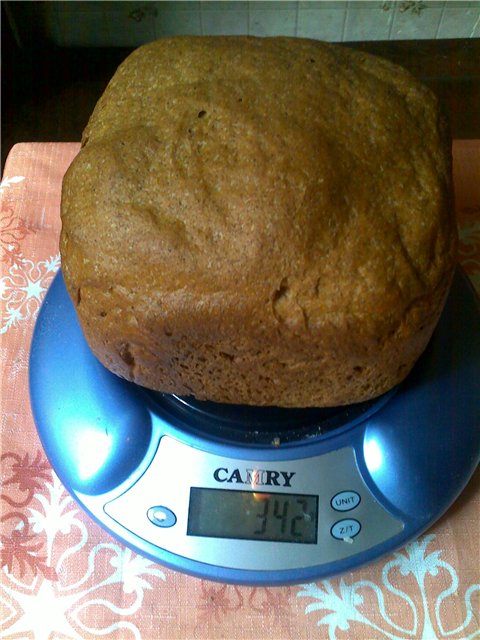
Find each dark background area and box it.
[2,1,480,173]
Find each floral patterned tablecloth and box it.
[1,142,479,640]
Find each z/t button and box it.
[331,519,361,540]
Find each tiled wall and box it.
[43,1,480,47]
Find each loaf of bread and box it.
[60,36,457,408]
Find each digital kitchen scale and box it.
[29,269,480,585]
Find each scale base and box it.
[29,269,480,584]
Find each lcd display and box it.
[187,487,318,544]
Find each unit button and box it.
[331,519,361,540]
[147,506,177,528]
[331,490,361,512]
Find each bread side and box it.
[60,36,457,407]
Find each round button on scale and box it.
[331,518,361,541]
[147,506,177,528]
[330,490,361,512]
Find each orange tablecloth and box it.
[1,142,479,639]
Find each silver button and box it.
[147,506,177,528]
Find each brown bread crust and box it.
[60,36,457,407]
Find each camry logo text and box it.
[213,467,296,487]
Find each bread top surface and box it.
[61,36,456,370]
